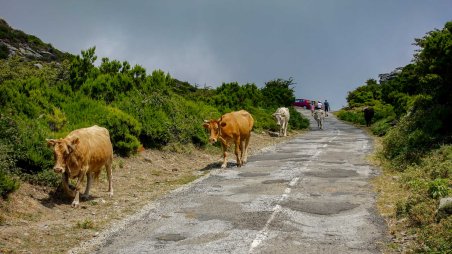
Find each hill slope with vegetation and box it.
[337,21,451,252]
[0,19,309,200]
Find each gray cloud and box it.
[1,0,451,109]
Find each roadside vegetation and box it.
[0,20,309,200]
[337,22,452,252]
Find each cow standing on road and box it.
[47,125,113,207]
[203,110,254,168]
[363,107,374,127]
[272,107,290,137]
[313,109,326,129]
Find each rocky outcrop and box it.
[0,18,70,62]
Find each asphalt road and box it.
[72,108,387,254]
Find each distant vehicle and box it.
[293,98,311,109]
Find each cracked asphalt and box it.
[72,108,387,254]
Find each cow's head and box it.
[272,113,283,126]
[46,137,80,173]
[203,119,223,144]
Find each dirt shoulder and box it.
[0,131,303,254]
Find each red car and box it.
[293,98,311,109]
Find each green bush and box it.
[428,178,449,199]
[382,105,445,170]
[99,107,141,157]
[248,107,278,132]
[288,106,309,130]
[0,170,19,198]
[370,118,392,136]
[419,216,452,253]
[336,109,365,125]
[62,95,142,156]
[0,43,8,59]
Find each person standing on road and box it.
[324,100,330,116]
[316,100,323,110]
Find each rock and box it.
[267,131,280,137]
[436,197,452,220]
[34,63,43,69]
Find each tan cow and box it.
[203,110,254,168]
[47,125,113,207]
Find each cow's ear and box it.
[46,139,56,147]
[202,123,209,129]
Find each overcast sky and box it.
[1,1,451,109]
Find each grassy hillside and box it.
[0,20,309,199]
[337,21,452,252]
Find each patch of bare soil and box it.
[0,131,303,253]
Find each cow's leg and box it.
[221,143,228,168]
[82,172,92,200]
[234,137,242,167]
[106,162,113,197]
[61,172,75,198]
[239,139,244,164]
[283,122,288,136]
[72,172,86,208]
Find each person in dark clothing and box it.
[324,100,330,112]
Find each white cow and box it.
[313,109,325,129]
[272,107,290,137]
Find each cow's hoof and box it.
[108,191,114,198]
[71,201,80,208]
[221,164,227,169]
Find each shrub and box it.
[418,216,452,253]
[99,106,141,157]
[428,178,449,199]
[408,200,436,226]
[62,95,142,157]
[382,105,445,170]
[336,109,365,125]
[0,170,19,198]
[288,106,309,130]
[370,118,393,136]
[0,43,8,59]
[248,107,278,132]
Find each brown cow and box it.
[47,125,113,207]
[203,110,254,168]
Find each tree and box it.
[413,21,452,105]
[69,47,98,90]
[261,78,296,108]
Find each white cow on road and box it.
[313,109,325,129]
[272,107,290,137]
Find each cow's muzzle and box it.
[54,166,65,173]
[209,138,217,143]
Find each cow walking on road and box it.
[272,107,290,137]
[203,110,254,168]
[313,109,326,129]
[47,125,113,207]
